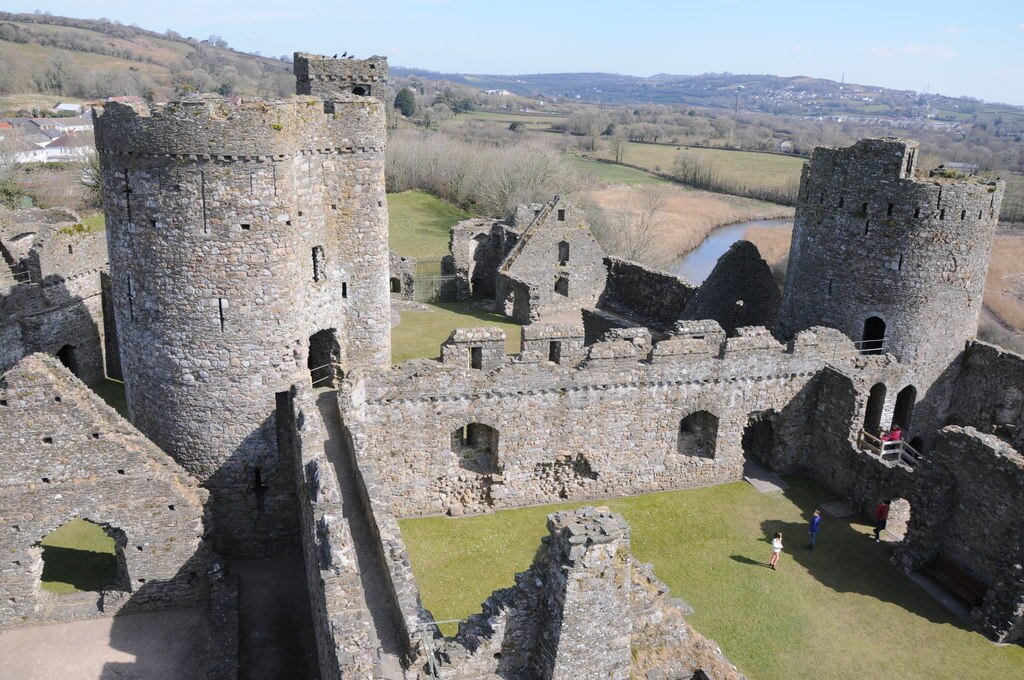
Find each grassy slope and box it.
[399,476,1024,680]
[40,518,117,595]
[387,190,469,260]
[392,301,521,364]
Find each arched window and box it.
[891,385,917,431]
[864,383,887,435]
[861,317,886,355]
[558,240,570,265]
[677,411,719,458]
[554,276,569,297]
[390,277,401,293]
[40,519,128,595]
[451,423,499,473]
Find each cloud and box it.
[869,44,955,59]
[942,25,967,33]
[1002,67,1024,76]
[791,44,806,53]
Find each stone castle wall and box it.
[779,138,1005,422]
[94,94,390,557]
[600,256,696,328]
[894,426,1024,644]
[0,355,208,628]
[350,326,854,517]
[0,207,112,384]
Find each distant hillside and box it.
[392,67,1024,131]
[0,12,293,106]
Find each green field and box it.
[456,110,565,128]
[392,301,522,364]
[568,155,670,185]
[399,475,1024,680]
[40,518,118,595]
[387,190,470,259]
[612,142,806,193]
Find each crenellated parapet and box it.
[293,53,388,100]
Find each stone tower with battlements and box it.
[93,81,390,557]
[779,138,1004,426]
[294,52,388,100]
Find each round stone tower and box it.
[93,91,390,557]
[779,138,1005,424]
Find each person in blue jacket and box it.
[807,509,822,549]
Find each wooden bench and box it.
[923,554,987,606]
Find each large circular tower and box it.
[93,90,390,556]
[779,138,1005,426]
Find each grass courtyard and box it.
[387,189,470,260]
[40,519,118,595]
[392,300,522,364]
[399,475,1024,680]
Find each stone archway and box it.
[864,383,887,435]
[308,329,342,388]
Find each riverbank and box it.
[586,184,794,267]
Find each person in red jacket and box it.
[873,500,890,542]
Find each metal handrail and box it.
[0,270,32,284]
[309,362,336,387]
[414,617,468,679]
[829,336,889,361]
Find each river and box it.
[670,218,792,284]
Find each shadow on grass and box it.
[762,476,971,632]
[40,544,117,594]
[730,554,771,569]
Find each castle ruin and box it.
[0,52,1021,678]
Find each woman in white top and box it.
[770,531,783,570]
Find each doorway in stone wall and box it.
[742,412,777,468]
[308,329,342,388]
[861,316,886,355]
[55,345,79,378]
[864,383,887,436]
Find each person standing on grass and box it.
[873,499,890,542]
[770,531,783,569]
[808,509,822,549]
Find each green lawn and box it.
[40,519,118,595]
[610,142,806,194]
[387,190,470,260]
[399,476,1024,680]
[568,155,671,185]
[91,378,128,418]
[392,300,521,364]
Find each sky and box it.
[6,0,1024,105]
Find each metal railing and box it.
[308,363,337,388]
[857,429,922,468]
[0,269,33,285]
[414,617,467,679]
[829,336,888,361]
